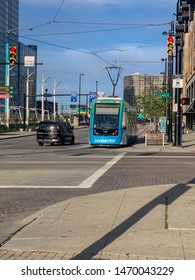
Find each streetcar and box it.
[89,97,138,146]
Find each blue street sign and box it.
[89,91,97,103]
[71,91,77,102]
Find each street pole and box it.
[96,80,98,93]
[41,75,50,121]
[53,79,61,121]
[78,73,84,126]
[5,43,10,128]
[161,58,168,134]
[26,68,29,126]
[26,70,35,126]
[167,21,174,143]
[174,0,183,147]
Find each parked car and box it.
[36,121,75,146]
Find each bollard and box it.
[165,196,168,229]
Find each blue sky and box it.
[19,0,177,107]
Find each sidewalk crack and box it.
[179,231,186,260]
[101,190,127,251]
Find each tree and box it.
[137,85,167,132]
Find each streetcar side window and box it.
[122,111,127,128]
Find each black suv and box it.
[36,121,75,146]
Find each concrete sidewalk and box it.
[0,130,35,140]
[0,184,195,260]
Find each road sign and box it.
[173,103,178,112]
[89,92,97,103]
[0,86,10,98]
[154,92,170,98]
[173,78,183,88]
[70,104,77,109]
[24,56,35,67]
[71,91,77,102]
[137,113,145,119]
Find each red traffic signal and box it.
[167,36,174,43]
[9,46,17,66]
[167,36,174,56]
[181,97,190,105]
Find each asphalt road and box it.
[0,128,195,244]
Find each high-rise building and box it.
[124,73,164,107]
[0,0,37,111]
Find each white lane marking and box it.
[78,152,126,188]
[4,155,23,158]
[0,152,126,189]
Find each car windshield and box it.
[94,103,120,129]
[39,123,57,132]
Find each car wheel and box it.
[51,143,54,146]
[38,142,43,146]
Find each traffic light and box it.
[167,36,174,56]
[9,46,17,66]
[181,97,190,105]
[10,86,14,98]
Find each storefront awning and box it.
[183,99,195,115]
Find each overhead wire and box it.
[16,8,171,68]
[18,21,171,37]
[19,35,114,66]
[21,24,171,37]
[52,0,65,22]
[18,20,170,67]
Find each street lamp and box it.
[161,58,168,135]
[26,69,35,126]
[78,73,84,126]
[96,80,98,93]
[41,75,50,121]
[53,79,61,121]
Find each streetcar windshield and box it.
[94,103,120,129]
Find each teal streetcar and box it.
[89,97,137,146]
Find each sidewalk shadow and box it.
[71,181,193,260]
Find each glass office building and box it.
[0,0,37,110]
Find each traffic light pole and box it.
[173,2,183,147]
[5,43,10,128]
[167,21,174,143]
[174,52,183,146]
